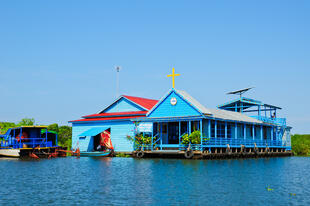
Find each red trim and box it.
[122,95,158,110]
[82,111,147,119]
[70,95,158,123]
[69,115,143,123]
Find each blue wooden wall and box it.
[148,91,201,117]
[103,97,144,113]
[72,121,135,152]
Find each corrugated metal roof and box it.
[82,111,147,119]
[99,95,158,114]
[175,89,212,115]
[69,115,143,123]
[208,108,263,124]
[78,127,109,137]
[175,89,262,123]
[122,95,158,110]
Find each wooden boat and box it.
[80,151,111,157]
[0,148,20,157]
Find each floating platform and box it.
[129,148,293,159]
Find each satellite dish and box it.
[227,87,254,98]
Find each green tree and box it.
[292,134,310,156]
[58,126,72,149]
[17,118,35,126]
[0,122,16,134]
[47,123,59,133]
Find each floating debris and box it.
[267,187,274,191]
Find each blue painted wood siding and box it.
[104,98,144,113]
[72,121,135,152]
[148,91,201,117]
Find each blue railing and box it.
[179,144,201,151]
[134,144,153,151]
[133,138,287,151]
[1,136,54,149]
[251,116,286,126]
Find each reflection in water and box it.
[0,157,309,205]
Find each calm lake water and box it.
[0,157,309,206]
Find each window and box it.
[191,121,199,132]
[162,124,167,134]
[217,122,225,138]
[211,120,215,137]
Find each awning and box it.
[78,127,109,137]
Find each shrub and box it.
[182,131,201,145]
[292,134,310,156]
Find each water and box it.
[0,157,309,206]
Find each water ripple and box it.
[0,157,309,206]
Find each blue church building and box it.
[70,85,291,154]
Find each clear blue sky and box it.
[0,1,309,133]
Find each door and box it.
[168,122,179,144]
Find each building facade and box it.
[70,88,291,153]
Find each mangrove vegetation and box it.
[291,134,310,156]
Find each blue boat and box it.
[80,151,111,157]
[0,126,63,158]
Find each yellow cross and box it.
[167,67,180,88]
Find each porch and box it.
[134,118,291,152]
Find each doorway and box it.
[93,128,111,151]
[168,122,179,144]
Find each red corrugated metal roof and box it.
[122,95,158,110]
[70,95,158,123]
[69,115,142,123]
[82,111,147,118]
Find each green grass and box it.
[115,153,131,158]
[291,134,310,156]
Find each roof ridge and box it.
[174,89,212,115]
[122,95,158,101]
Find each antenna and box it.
[115,66,121,98]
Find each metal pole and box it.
[115,66,121,98]
[214,120,217,138]
[160,123,162,150]
[225,122,227,139]
[235,122,237,140]
[244,124,246,140]
[200,120,203,151]
[208,119,211,138]
[151,123,154,151]
[46,128,48,147]
[252,125,255,140]
[179,121,181,146]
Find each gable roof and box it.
[99,95,158,113]
[146,88,264,124]
[175,89,212,115]
[69,115,144,123]
[82,111,147,119]
[70,95,158,123]
[122,95,158,110]
[147,89,212,116]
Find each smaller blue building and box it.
[69,95,158,152]
[70,88,291,153]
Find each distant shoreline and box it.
[291,134,310,156]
